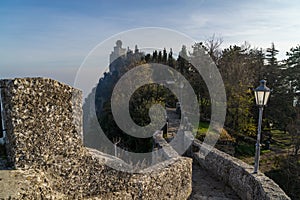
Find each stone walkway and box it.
[189,163,240,200]
[166,107,240,200]
[166,107,180,138]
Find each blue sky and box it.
[1,0,300,86]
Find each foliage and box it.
[265,155,300,200]
[263,43,295,132]
[235,142,255,157]
[218,45,262,136]
[287,109,300,155]
[90,48,183,153]
[83,40,300,177]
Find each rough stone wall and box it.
[0,78,83,169]
[153,131,179,159]
[0,78,192,199]
[190,139,290,200]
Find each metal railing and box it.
[0,87,6,145]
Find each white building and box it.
[109,40,126,72]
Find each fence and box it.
[0,86,6,145]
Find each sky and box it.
[1,0,300,89]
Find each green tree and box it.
[189,42,211,119]
[177,45,189,75]
[163,48,167,64]
[266,43,279,66]
[262,43,292,131]
[268,45,300,132]
[218,45,263,136]
[286,45,300,93]
[287,109,300,155]
[168,48,175,68]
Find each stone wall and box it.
[153,131,179,159]
[0,78,192,199]
[190,139,290,200]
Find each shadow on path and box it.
[188,163,240,200]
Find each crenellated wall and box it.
[0,78,192,199]
[189,139,291,200]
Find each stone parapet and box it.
[190,139,290,200]
[0,78,192,199]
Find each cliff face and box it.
[0,78,192,199]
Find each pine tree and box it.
[163,48,167,64]
[266,43,279,66]
[286,45,300,92]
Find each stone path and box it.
[166,107,240,200]
[166,107,180,139]
[189,163,240,200]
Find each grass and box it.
[270,130,292,149]
[235,142,255,157]
[238,129,293,172]
[196,121,235,142]
[195,121,210,140]
[197,125,295,176]
[261,149,271,154]
[198,121,209,132]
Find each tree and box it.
[264,43,279,86]
[218,45,263,136]
[262,43,293,131]
[266,43,279,66]
[163,48,167,64]
[189,42,211,119]
[286,45,300,93]
[268,45,300,132]
[287,109,300,155]
[152,50,158,62]
[274,45,300,133]
[177,45,189,75]
[158,51,162,63]
[204,34,223,64]
[168,48,175,68]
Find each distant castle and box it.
[109,40,142,74]
[109,40,126,67]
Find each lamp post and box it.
[253,80,271,173]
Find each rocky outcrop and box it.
[0,78,192,199]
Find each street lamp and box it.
[253,80,271,173]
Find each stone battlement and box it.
[0,78,192,199]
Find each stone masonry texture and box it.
[0,78,192,199]
[190,140,291,200]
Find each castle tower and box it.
[109,40,126,72]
